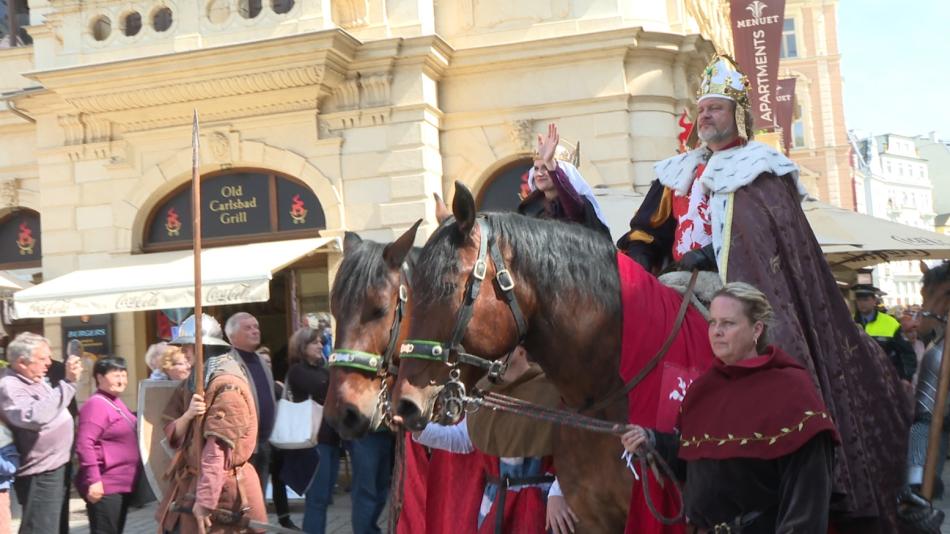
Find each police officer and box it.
[853,284,917,383]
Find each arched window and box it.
[143,169,325,251]
[476,158,533,212]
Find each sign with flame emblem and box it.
[145,172,325,249]
[165,207,182,237]
[0,210,42,267]
[289,194,308,224]
[17,222,35,255]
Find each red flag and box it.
[730,0,786,131]
[677,109,694,153]
[774,78,796,155]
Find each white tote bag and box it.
[268,385,323,450]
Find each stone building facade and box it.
[777,0,853,209]
[0,0,733,405]
[852,132,936,306]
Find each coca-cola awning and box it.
[12,237,339,319]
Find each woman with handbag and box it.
[285,326,341,534]
[75,356,141,534]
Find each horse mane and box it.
[415,212,620,313]
[331,239,420,317]
[923,260,950,288]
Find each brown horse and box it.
[392,183,714,533]
[919,260,950,347]
[323,221,420,439]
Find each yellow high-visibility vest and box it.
[860,312,900,340]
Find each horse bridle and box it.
[917,309,949,324]
[327,261,412,424]
[399,217,528,420]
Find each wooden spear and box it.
[921,315,950,499]
[191,110,204,397]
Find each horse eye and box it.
[372,307,387,319]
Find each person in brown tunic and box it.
[156,314,267,534]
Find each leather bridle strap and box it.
[921,310,949,324]
[447,218,491,351]
[487,233,528,343]
[328,262,411,376]
[328,349,386,373]
[401,217,527,375]
[398,339,506,375]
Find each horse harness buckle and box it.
[473,260,487,281]
[496,269,515,291]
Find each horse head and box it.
[919,260,950,345]
[392,183,538,431]
[325,220,420,439]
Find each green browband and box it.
[328,350,384,372]
[399,340,447,362]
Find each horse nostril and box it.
[396,399,427,430]
[396,399,420,419]
[342,405,363,428]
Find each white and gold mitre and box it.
[698,55,750,105]
[697,54,754,140]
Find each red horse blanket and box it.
[617,252,715,534]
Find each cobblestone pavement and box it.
[15,461,950,533]
[12,487,369,534]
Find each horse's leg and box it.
[553,426,633,533]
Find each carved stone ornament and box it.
[209,132,231,161]
[0,179,20,208]
[507,119,534,153]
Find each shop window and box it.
[121,11,142,36]
[272,0,293,14]
[792,120,805,148]
[0,0,32,46]
[152,6,172,32]
[476,158,534,212]
[90,15,111,41]
[206,0,230,23]
[780,19,798,58]
[239,0,262,19]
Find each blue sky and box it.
[837,0,949,139]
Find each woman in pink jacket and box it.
[75,356,141,534]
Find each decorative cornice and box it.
[121,97,319,132]
[65,65,325,114]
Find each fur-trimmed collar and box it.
[655,141,804,197]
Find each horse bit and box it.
[327,262,412,427]
[400,217,529,424]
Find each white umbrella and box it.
[0,271,32,293]
[802,198,950,269]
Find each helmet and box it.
[170,314,230,347]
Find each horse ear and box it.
[920,260,930,275]
[452,181,476,236]
[343,231,362,255]
[383,220,421,270]
[434,193,452,224]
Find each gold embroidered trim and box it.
[680,410,829,448]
